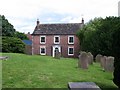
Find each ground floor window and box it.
[40,46,46,55]
[68,47,74,55]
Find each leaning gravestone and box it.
[100,56,107,71]
[95,54,102,62]
[87,52,93,65]
[78,52,88,69]
[105,56,114,72]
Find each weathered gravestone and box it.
[95,54,102,62]
[68,82,101,90]
[87,52,93,65]
[0,56,8,60]
[78,52,88,69]
[100,56,107,71]
[105,56,114,72]
[55,49,60,59]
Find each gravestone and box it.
[100,56,107,71]
[95,54,102,62]
[78,52,88,69]
[0,56,8,60]
[68,82,101,90]
[87,52,93,65]
[55,49,60,59]
[105,56,114,72]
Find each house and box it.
[32,19,84,58]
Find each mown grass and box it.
[2,53,117,89]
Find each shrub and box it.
[2,36,25,53]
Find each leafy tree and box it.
[15,31,28,40]
[76,17,103,56]
[1,15,16,37]
[1,15,28,40]
[2,37,25,53]
[77,16,120,88]
[112,20,120,88]
[1,15,28,53]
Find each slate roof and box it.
[22,40,32,45]
[32,23,83,35]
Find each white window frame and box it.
[68,35,74,44]
[54,36,60,44]
[40,46,46,55]
[40,36,46,44]
[68,46,74,56]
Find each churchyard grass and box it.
[2,53,117,89]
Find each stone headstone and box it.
[78,52,88,69]
[68,82,101,90]
[105,56,114,72]
[87,52,93,65]
[55,49,60,59]
[100,56,107,71]
[95,54,102,62]
[0,56,8,60]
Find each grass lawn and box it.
[2,53,117,89]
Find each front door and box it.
[52,45,61,57]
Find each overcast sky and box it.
[0,0,120,33]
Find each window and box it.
[40,36,46,44]
[54,36,60,44]
[68,47,74,55]
[40,46,46,55]
[68,36,74,44]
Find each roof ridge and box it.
[39,23,82,25]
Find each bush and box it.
[2,37,25,53]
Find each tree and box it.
[1,15,16,37]
[15,31,28,40]
[2,37,25,53]
[76,17,103,56]
[1,15,28,40]
[1,15,27,53]
[77,16,120,88]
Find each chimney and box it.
[82,18,84,24]
[28,32,30,34]
[37,19,40,25]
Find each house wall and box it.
[32,35,80,58]
[25,45,32,55]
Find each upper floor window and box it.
[40,36,46,44]
[68,36,74,44]
[54,36,60,44]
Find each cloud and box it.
[0,0,119,33]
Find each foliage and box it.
[76,17,103,56]
[77,16,120,57]
[15,31,28,40]
[2,37,25,53]
[2,53,117,89]
[1,15,16,37]
[1,15,28,40]
[1,15,28,53]
[77,16,120,88]
[112,22,120,88]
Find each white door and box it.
[52,45,61,57]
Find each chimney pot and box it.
[37,19,39,25]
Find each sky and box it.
[0,0,120,34]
